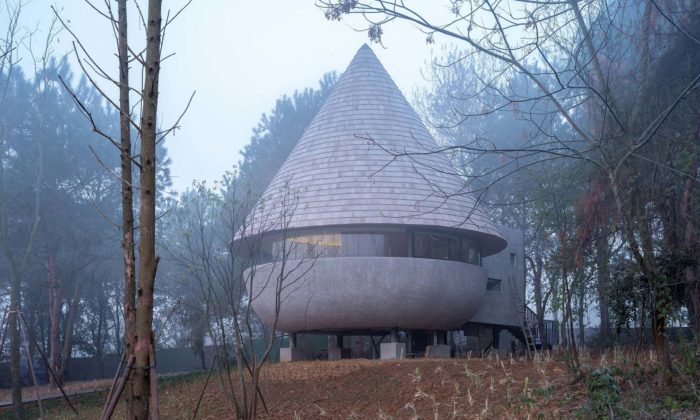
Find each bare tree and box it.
[130,2,163,416]
[234,186,318,419]
[320,0,700,384]
[0,2,50,416]
[167,175,315,419]
[115,0,138,414]
[54,0,194,416]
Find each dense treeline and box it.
[0,58,123,378]
[0,54,172,385]
[0,58,336,380]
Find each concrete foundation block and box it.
[426,344,451,358]
[280,347,305,363]
[380,342,406,360]
[328,347,352,361]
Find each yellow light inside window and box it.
[290,234,341,247]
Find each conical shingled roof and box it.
[249,44,505,255]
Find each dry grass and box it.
[1,347,698,419]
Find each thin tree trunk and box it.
[96,294,107,377]
[610,174,672,385]
[117,0,138,416]
[8,270,25,419]
[57,279,82,382]
[48,252,61,389]
[640,206,673,385]
[577,276,585,348]
[679,150,698,335]
[529,245,548,347]
[132,1,162,417]
[595,230,612,343]
[562,264,579,371]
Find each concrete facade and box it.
[469,226,525,328]
[280,348,305,363]
[380,342,406,360]
[328,347,352,361]
[426,344,451,358]
[249,256,487,332]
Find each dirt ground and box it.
[1,350,698,419]
[0,377,113,404]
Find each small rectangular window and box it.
[510,253,517,267]
[487,278,502,292]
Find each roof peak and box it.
[350,42,381,65]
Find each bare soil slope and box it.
[1,351,697,419]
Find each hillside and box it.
[2,349,697,419]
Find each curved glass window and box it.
[271,231,407,261]
[256,228,481,266]
[413,232,459,260]
[412,232,480,265]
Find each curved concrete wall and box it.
[248,257,487,332]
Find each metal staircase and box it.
[508,274,537,357]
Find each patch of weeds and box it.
[674,335,700,402]
[408,367,421,383]
[378,408,394,419]
[533,352,549,376]
[612,345,627,365]
[579,346,591,363]
[313,403,327,416]
[625,361,645,384]
[450,398,463,418]
[675,335,697,374]
[533,384,555,399]
[522,376,534,404]
[662,396,693,411]
[612,366,624,377]
[466,387,474,406]
[582,367,627,419]
[402,402,418,420]
[463,362,484,387]
[478,396,489,418]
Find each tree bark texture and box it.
[595,232,611,343]
[528,243,548,346]
[132,0,162,417]
[48,252,61,389]
[58,279,82,382]
[9,270,25,419]
[117,0,137,415]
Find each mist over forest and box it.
[0,1,698,418]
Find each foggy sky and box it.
[21,1,451,193]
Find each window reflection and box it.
[413,232,480,265]
[272,231,407,260]
[413,232,459,260]
[257,228,481,266]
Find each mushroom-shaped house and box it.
[237,45,523,354]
